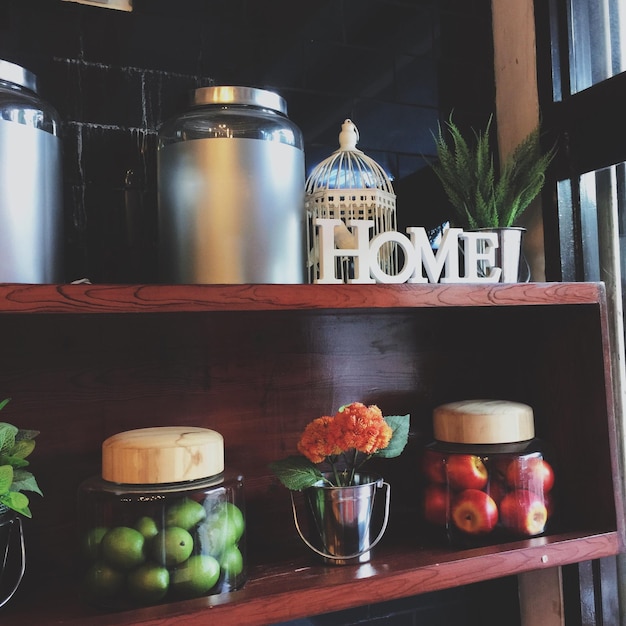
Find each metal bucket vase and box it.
[0,507,25,609]
[472,227,530,283]
[291,473,390,565]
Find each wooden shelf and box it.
[0,282,622,625]
[1,531,620,625]
[0,281,608,314]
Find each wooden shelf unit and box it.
[0,281,622,625]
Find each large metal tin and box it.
[0,60,62,283]
[157,86,305,284]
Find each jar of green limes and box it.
[78,426,246,610]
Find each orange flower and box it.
[333,402,392,455]
[297,416,341,463]
[272,403,407,490]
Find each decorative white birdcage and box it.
[305,119,398,283]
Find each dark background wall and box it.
[0,0,493,285]
[0,2,499,622]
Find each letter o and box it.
[369,232,416,283]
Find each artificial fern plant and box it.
[430,114,556,229]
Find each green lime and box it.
[100,526,146,570]
[84,560,124,601]
[165,497,206,530]
[82,526,109,561]
[134,516,159,540]
[213,502,245,543]
[151,526,194,566]
[219,544,244,578]
[197,521,230,558]
[199,502,245,556]
[170,554,220,599]
[127,563,169,605]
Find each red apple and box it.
[423,483,449,526]
[505,456,555,494]
[421,448,446,484]
[499,489,548,536]
[446,454,488,490]
[450,489,498,535]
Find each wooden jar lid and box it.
[102,426,224,484]
[433,399,535,444]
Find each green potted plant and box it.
[429,114,556,282]
[0,397,42,608]
[0,398,42,518]
[430,113,556,230]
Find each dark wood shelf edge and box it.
[108,531,623,626]
[3,531,618,626]
[0,281,606,314]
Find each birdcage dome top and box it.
[305,119,395,195]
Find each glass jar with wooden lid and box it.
[78,426,245,609]
[420,400,556,547]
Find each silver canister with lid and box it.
[0,59,62,283]
[157,86,305,284]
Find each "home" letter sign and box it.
[315,218,505,284]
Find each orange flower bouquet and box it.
[270,402,409,490]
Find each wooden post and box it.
[492,1,563,621]
[519,568,564,625]
[491,0,545,282]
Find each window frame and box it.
[536,0,626,281]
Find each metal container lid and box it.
[433,399,535,444]
[192,85,287,115]
[0,59,38,93]
[102,426,224,484]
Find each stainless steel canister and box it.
[0,60,62,283]
[157,86,305,284]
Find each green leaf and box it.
[375,415,410,458]
[0,454,28,468]
[15,428,39,443]
[12,469,43,496]
[0,465,13,495]
[0,423,17,455]
[8,438,35,460]
[0,491,31,518]
[269,455,324,491]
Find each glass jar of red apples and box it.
[420,399,556,547]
